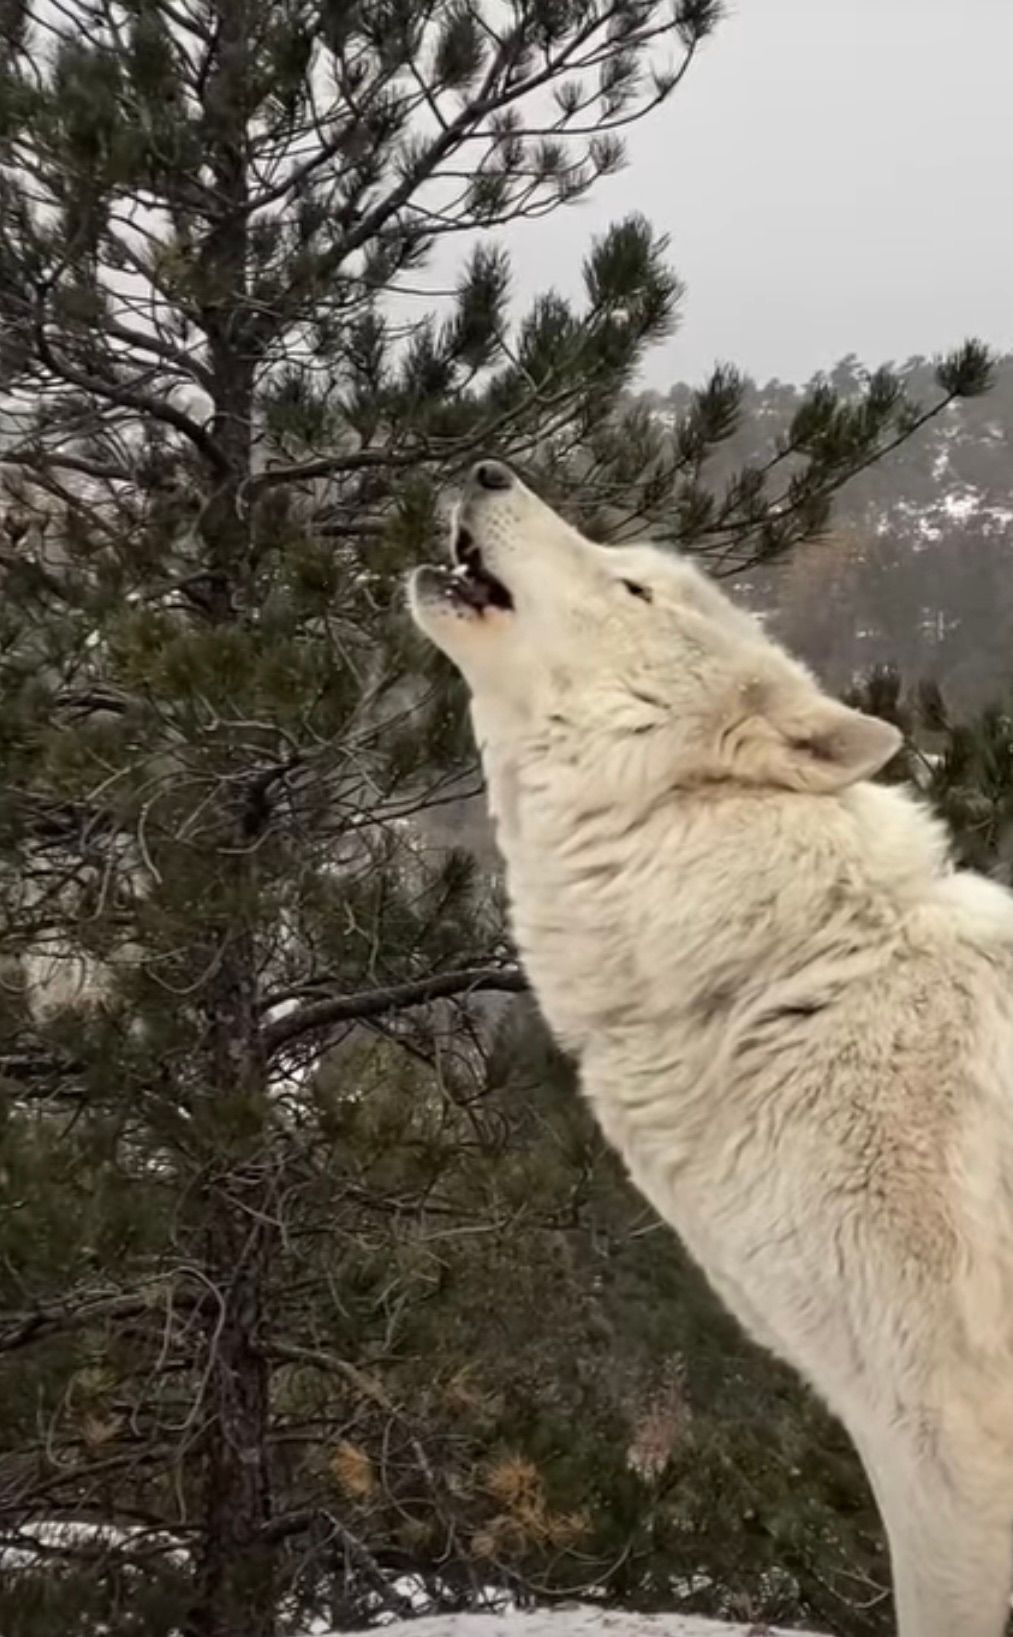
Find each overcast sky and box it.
[499,0,1013,389]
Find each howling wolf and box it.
[409,460,1013,1637]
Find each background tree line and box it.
[638,353,1013,703]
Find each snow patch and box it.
[348,1609,824,1637]
[939,488,980,522]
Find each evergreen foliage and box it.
[0,0,989,1633]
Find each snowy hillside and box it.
[641,356,1013,708]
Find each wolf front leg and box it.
[856,1425,1013,1637]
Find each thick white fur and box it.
[409,468,1013,1637]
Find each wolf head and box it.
[409,461,900,800]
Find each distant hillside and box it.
[638,353,1013,705]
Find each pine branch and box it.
[0,1286,201,1356]
[262,1340,392,1408]
[0,1051,85,1082]
[706,387,963,558]
[100,314,215,393]
[263,964,529,1053]
[256,1508,415,1618]
[32,316,230,476]
[0,448,134,483]
[253,441,427,491]
[269,6,701,325]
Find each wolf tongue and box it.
[452,567,494,609]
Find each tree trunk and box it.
[186,924,277,1637]
[185,2,276,1626]
[189,1168,275,1637]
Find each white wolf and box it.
[409,460,1013,1637]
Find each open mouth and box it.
[448,524,514,613]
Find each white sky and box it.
[485,0,1013,388]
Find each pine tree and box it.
[848,666,1013,884]
[0,0,991,1632]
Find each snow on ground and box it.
[359,1608,824,1637]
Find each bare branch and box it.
[263,964,529,1053]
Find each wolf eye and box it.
[621,579,653,602]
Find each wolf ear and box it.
[735,681,903,793]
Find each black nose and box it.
[472,459,513,492]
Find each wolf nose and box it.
[471,459,513,492]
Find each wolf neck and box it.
[477,719,952,1068]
